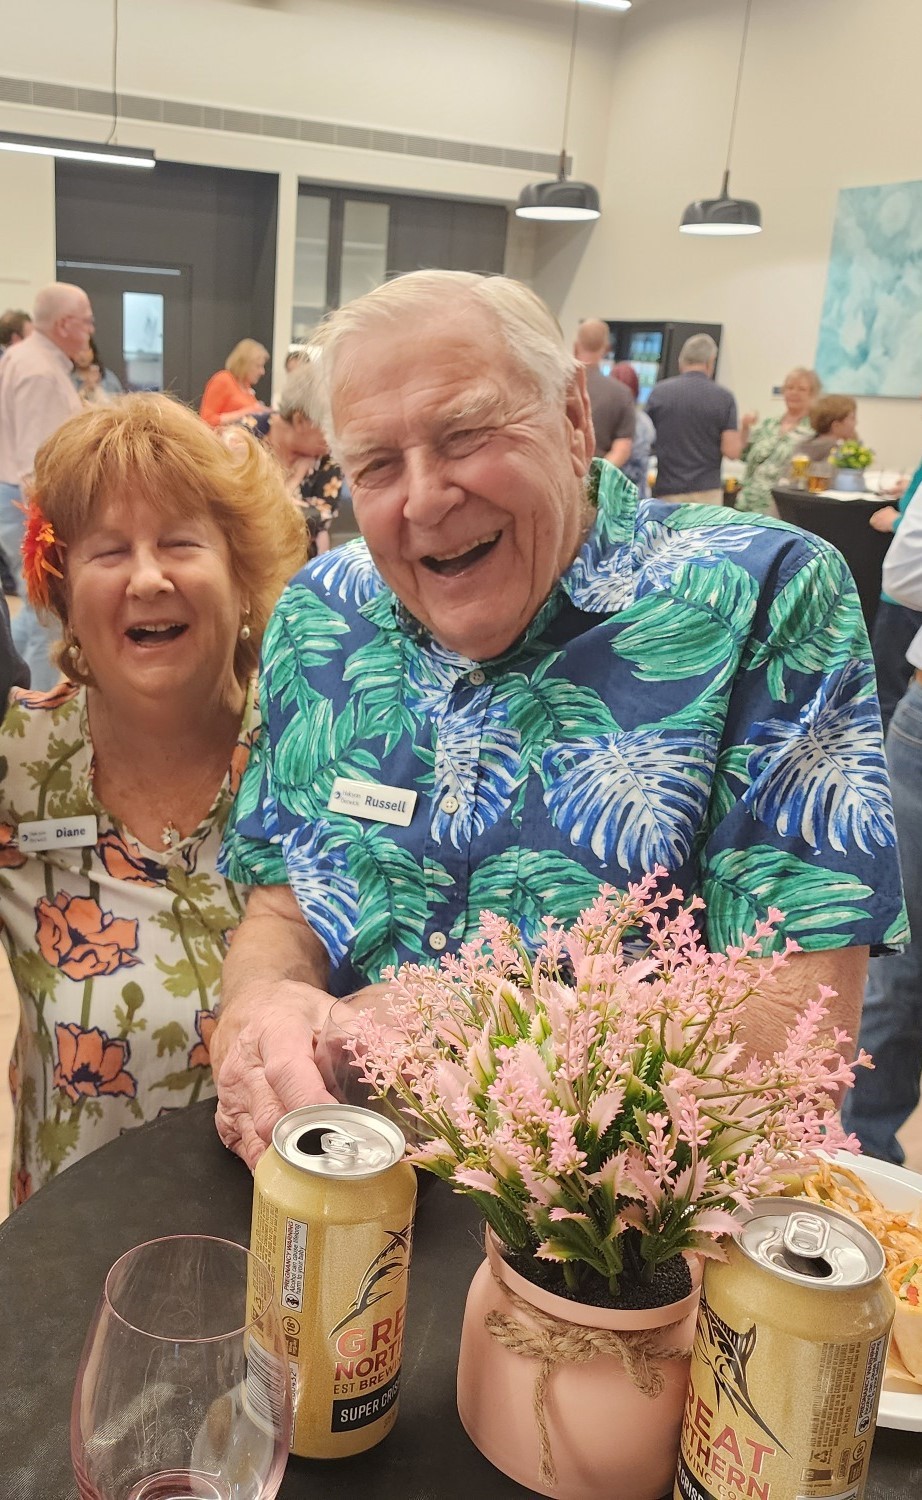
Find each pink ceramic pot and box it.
[456,1230,701,1500]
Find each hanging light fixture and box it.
[0,0,155,171]
[516,0,602,222]
[680,0,760,236]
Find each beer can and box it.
[675,1198,894,1500]
[248,1104,417,1459]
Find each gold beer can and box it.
[249,1104,417,1459]
[675,1199,894,1500]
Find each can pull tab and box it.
[321,1130,359,1161]
[783,1211,830,1261]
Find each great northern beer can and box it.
[675,1199,894,1500]
[248,1104,417,1459]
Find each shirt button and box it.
[468,668,486,685]
[441,794,460,814]
[428,931,447,952]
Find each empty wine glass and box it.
[71,1234,290,1500]
[316,994,426,1150]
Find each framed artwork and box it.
[816,179,922,398]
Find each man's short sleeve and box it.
[613,384,636,442]
[722,392,738,432]
[219,723,288,886]
[699,535,908,954]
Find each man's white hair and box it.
[33,282,87,333]
[301,270,577,452]
[678,333,718,370]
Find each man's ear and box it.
[565,363,594,476]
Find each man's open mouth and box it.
[125,623,189,644]
[421,532,501,577]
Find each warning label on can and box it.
[280,1218,308,1312]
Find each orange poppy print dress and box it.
[0,680,257,1208]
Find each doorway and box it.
[55,259,193,397]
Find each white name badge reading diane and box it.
[17,815,99,852]
[327,778,417,827]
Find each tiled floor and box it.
[0,955,920,1223]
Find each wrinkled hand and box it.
[869,504,899,533]
[213,982,336,1169]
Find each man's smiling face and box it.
[332,306,593,661]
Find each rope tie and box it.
[484,1264,691,1489]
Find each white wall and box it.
[554,0,922,470]
[0,155,56,314]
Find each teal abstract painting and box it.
[816,180,922,397]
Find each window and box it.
[122,292,164,391]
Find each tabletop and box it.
[1,1100,920,1500]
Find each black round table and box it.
[771,487,893,631]
[2,1102,920,1500]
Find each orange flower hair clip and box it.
[21,496,64,609]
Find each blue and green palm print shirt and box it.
[221,459,908,995]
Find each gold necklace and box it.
[159,754,231,850]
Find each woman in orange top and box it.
[199,338,269,427]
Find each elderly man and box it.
[0,282,93,687]
[573,318,634,470]
[213,270,906,1168]
[646,333,740,503]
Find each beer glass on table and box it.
[71,1235,290,1500]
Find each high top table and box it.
[1,1100,920,1499]
[771,487,892,630]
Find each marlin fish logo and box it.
[329,1223,413,1339]
[696,1292,788,1455]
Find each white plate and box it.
[829,1151,922,1431]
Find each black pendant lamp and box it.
[516,0,602,223]
[680,0,761,236]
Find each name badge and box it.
[327,777,417,827]
[17,815,99,852]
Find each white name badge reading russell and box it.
[17,815,99,852]
[327,778,417,827]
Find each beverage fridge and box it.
[603,321,723,405]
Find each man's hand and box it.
[870,504,899,534]
[213,981,336,1169]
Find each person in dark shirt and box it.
[646,335,740,502]
[573,320,634,468]
[0,595,28,703]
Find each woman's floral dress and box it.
[737,413,813,515]
[0,680,256,1208]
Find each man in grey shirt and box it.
[646,334,740,503]
[574,320,634,469]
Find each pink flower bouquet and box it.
[349,871,866,1305]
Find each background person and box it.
[71,337,124,403]
[209,269,904,1169]
[0,310,33,354]
[0,395,305,1206]
[0,282,92,689]
[199,338,269,428]
[737,366,821,515]
[231,362,344,558]
[793,394,858,464]
[843,483,922,1162]
[573,319,634,470]
[611,360,655,496]
[646,333,740,503]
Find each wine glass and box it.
[316,994,426,1150]
[71,1235,290,1500]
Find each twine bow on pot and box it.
[484,1268,691,1490]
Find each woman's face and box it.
[66,497,244,705]
[783,374,815,418]
[830,408,858,441]
[245,354,267,387]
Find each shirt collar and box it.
[31,329,74,375]
[357,457,640,663]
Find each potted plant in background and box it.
[348,871,865,1500]
[833,438,875,493]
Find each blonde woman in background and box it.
[737,367,821,515]
[199,337,269,428]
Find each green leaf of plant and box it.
[614,560,759,686]
[152,1021,189,1057]
[745,548,865,703]
[37,1116,81,1169]
[344,634,419,754]
[703,846,872,951]
[493,673,620,774]
[467,850,610,945]
[151,1069,200,1093]
[262,585,351,717]
[12,949,60,996]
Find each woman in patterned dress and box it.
[233,361,345,558]
[736,367,821,516]
[0,395,305,1206]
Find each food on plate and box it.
[800,1161,922,1271]
[889,1260,922,1380]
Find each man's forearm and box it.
[218,887,329,1039]
[739,946,867,1063]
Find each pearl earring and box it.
[239,622,251,641]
